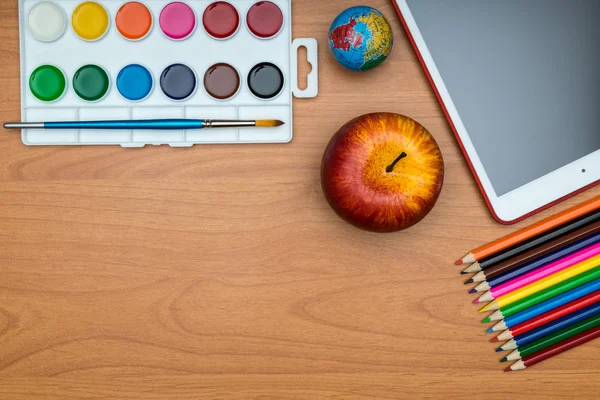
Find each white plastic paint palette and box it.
[18,0,318,146]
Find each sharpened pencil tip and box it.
[472,298,480,304]
[464,278,474,285]
[496,347,504,353]
[460,271,469,275]
[491,337,499,343]
[480,301,498,313]
[504,366,513,372]
[482,317,491,323]
[486,327,494,333]
[456,260,463,265]
[500,357,507,363]
[469,289,477,294]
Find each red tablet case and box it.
[391,1,600,225]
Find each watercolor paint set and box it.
[18,0,318,146]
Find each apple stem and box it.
[386,152,407,173]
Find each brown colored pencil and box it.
[465,220,600,285]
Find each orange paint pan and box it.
[115,1,153,41]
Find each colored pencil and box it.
[505,325,600,371]
[502,313,600,361]
[480,261,600,312]
[468,232,600,287]
[462,211,600,274]
[475,249,600,304]
[472,235,600,293]
[482,276,600,323]
[490,290,600,335]
[471,233,600,292]
[456,197,600,265]
[496,304,600,350]
[466,223,600,284]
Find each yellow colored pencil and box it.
[479,254,600,312]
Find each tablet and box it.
[393,0,600,224]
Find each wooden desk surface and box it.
[1,1,599,398]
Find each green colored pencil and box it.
[502,313,600,362]
[485,266,600,320]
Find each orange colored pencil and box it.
[456,197,600,265]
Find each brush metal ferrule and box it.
[203,120,256,128]
[4,122,45,129]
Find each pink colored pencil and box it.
[474,242,600,304]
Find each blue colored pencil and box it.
[484,278,600,327]
[495,302,600,350]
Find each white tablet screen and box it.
[406,0,600,196]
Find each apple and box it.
[321,113,444,232]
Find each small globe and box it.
[328,6,394,71]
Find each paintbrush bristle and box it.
[256,120,285,127]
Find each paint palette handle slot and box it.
[291,38,318,99]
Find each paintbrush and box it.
[3,119,285,130]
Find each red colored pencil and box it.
[505,325,600,371]
[490,290,600,337]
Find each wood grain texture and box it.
[1,0,599,398]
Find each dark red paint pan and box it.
[246,1,284,39]
[202,1,240,40]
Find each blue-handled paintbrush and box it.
[3,119,284,130]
